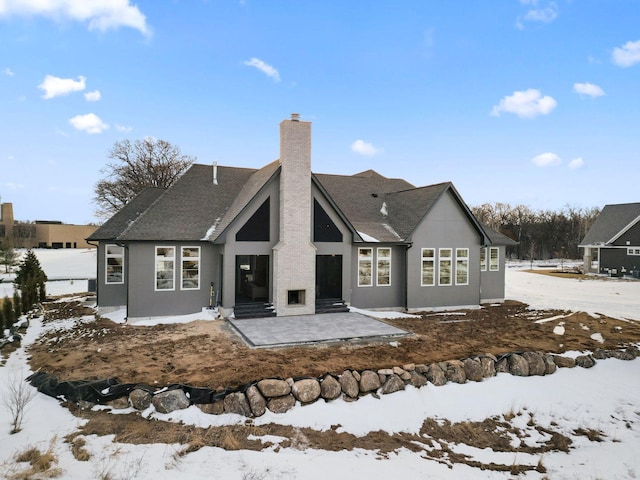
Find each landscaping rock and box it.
[320,375,341,400]
[415,364,428,374]
[224,392,252,416]
[153,389,190,414]
[351,370,361,381]
[575,355,596,369]
[378,368,394,376]
[542,354,557,375]
[426,363,447,386]
[393,366,406,376]
[129,389,152,410]
[359,370,381,393]
[626,346,640,358]
[592,349,610,360]
[197,401,224,415]
[246,385,266,417]
[480,357,496,378]
[508,354,529,376]
[268,394,296,414]
[408,371,427,388]
[380,374,405,394]
[402,363,416,371]
[339,370,359,398]
[522,351,545,376]
[257,379,291,398]
[495,357,509,373]
[463,358,483,382]
[611,350,636,361]
[292,379,321,404]
[106,396,130,409]
[445,360,466,384]
[553,355,576,368]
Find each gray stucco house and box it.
[88,115,515,320]
[580,202,640,277]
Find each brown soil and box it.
[28,299,640,389]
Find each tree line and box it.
[471,203,601,261]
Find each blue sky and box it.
[1,1,639,224]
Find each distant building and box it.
[0,202,97,249]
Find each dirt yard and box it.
[29,299,640,390]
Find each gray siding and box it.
[350,244,406,309]
[612,221,640,246]
[96,242,128,309]
[479,246,507,302]
[127,242,218,319]
[599,247,640,275]
[406,190,483,310]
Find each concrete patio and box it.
[227,311,409,348]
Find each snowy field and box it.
[1,251,640,479]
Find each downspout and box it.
[86,239,99,303]
[404,242,412,311]
[116,242,129,322]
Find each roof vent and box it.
[290,113,300,122]
[212,161,218,186]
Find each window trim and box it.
[180,246,201,290]
[105,244,124,285]
[480,247,487,272]
[155,246,176,291]
[627,247,640,256]
[489,247,499,271]
[358,247,373,287]
[438,248,453,286]
[376,247,392,286]
[456,248,469,286]
[421,248,435,286]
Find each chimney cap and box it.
[290,113,300,122]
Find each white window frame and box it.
[456,248,469,286]
[627,248,640,256]
[489,247,499,271]
[438,248,452,286]
[480,247,487,272]
[180,246,201,290]
[421,248,435,286]
[105,244,124,285]
[155,246,176,291]
[376,247,392,286]
[358,247,373,287]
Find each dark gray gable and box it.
[580,203,640,246]
[482,225,518,246]
[118,164,257,241]
[87,187,166,241]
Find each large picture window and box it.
[358,248,373,286]
[421,248,435,286]
[480,247,487,271]
[489,247,499,271]
[105,244,124,284]
[155,246,175,290]
[377,248,391,286]
[456,248,469,285]
[439,248,452,286]
[181,247,200,290]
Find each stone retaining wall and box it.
[103,346,640,417]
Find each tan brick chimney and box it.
[272,114,316,316]
[0,202,15,241]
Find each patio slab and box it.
[227,312,409,347]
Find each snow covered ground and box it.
[1,251,640,479]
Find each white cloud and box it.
[516,1,558,29]
[3,67,14,76]
[532,152,561,167]
[568,157,584,169]
[115,123,132,132]
[69,113,109,134]
[612,39,640,68]
[491,89,557,118]
[243,57,280,82]
[0,0,151,37]
[351,139,382,156]
[2,182,24,190]
[573,82,605,97]
[39,74,86,99]
[84,90,101,102]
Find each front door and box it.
[235,255,269,303]
[316,255,342,299]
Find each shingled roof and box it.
[580,202,640,246]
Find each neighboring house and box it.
[0,201,97,249]
[88,115,515,320]
[579,202,640,277]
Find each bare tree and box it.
[4,371,35,434]
[93,138,195,218]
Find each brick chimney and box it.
[272,114,316,316]
[0,202,14,241]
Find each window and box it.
[105,244,124,284]
[439,248,452,286]
[377,248,391,286]
[358,248,373,286]
[155,246,175,290]
[480,247,487,271]
[489,247,499,271]
[456,248,469,285]
[181,247,200,290]
[421,248,435,286]
[628,248,640,256]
